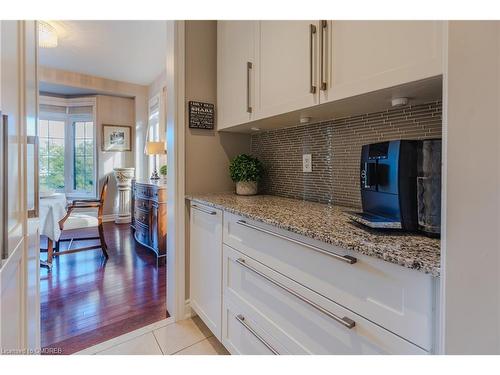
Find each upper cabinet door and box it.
[254,21,320,120]
[320,21,443,104]
[217,21,257,131]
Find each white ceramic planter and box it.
[236,181,258,196]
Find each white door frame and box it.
[165,20,187,321]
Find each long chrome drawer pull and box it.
[246,61,253,113]
[236,258,356,329]
[191,204,217,215]
[236,220,357,264]
[235,314,279,355]
[320,20,328,91]
[309,24,317,94]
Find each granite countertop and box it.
[186,193,441,277]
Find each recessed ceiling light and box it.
[39,21,58,48]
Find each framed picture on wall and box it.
[102,124,132,152]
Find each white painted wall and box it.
[442,21,500,354]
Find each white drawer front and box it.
[222,299,291,355]
[223,245,427,355]
[223,212,434,351]
[190,202,223,339]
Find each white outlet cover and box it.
[303,154,312,173]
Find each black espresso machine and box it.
[349,139,441,236]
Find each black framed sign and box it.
[188,101,215,130]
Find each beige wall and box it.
[96,95,136,216]
[184,21,252,296]
[184,21,251,194]
[442,21,500,354]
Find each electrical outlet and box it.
[303,154,312,173]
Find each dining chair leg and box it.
[54,240,59,252]
[47,239,54,268]
[98,224,109,259]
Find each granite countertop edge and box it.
[186,193,441,277]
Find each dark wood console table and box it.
[131,179,167,263]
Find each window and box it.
[39,119,66,191]
[39,97,97,198]
[73,121,95,193]
[147,90,167,177]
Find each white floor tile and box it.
[98,332,163,355]
[153,316,212,354]
[75,318,174,355]
[175,336,229,355]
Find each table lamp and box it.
[145,141,166,180]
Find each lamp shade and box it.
[145,141,166,155]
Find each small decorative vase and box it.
[236,181,258,196]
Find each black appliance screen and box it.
[368,142,389,159]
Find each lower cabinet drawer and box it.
[222,299,291,355]
[223,244,427,355]
[223,212,434,351]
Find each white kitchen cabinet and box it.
[223,212,435,351]
[254,21,320,119]
[188,201,437,354]
[217,21,258,130]
[319,21,443,104]
[216,20,443,131]
[223,245,426,354]
[189,202,223,340]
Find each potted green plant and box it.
[229,154,264,196]
[160,164,167,177]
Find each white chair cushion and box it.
[62,213,99,231]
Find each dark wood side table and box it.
[131,179,167,264]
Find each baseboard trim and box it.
[184,299,194,319]
[101,214,116,223]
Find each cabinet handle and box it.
[246,61,253,113]
[1,114,8,260]
[192,204,217,216]
[235,314,279,354]
[236,258,356,329]
[320,20,327,91]
[309,24,317,94]
[236,220,357,264]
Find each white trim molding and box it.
[184,299,194,320]
[101,214,116,223]
[166,20,186,322]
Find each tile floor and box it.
[75,316,229,355]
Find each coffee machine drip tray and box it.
[347,211,402,229]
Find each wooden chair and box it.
[55,176,110,259]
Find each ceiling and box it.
[39,21,167,86]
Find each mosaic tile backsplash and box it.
[251,101,442,209]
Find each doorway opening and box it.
[37,20,169,354]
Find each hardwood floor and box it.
[40,222,168,355]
